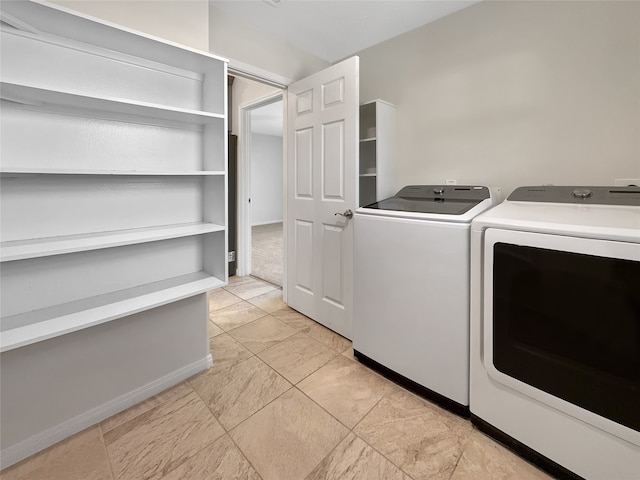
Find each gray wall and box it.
[44,2,640,204]
[209,5,329,82]
[52,1,210,51]
[251,133,283,226]
[358,0,640,196]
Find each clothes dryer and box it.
[470,186,640,479]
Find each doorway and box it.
[232,75,285,286]
[249,99,284,286]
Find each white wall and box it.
[358,0,640,197]
[51,1,210,51]
[209,6,329,82]
[251,133,283,226]
[232,76,282,135]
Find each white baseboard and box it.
[0,354,212,470]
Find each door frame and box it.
[237,91,287,296]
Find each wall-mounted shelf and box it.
[0,168,226,177]
[359,100,396,206]
[0,222,225,262]
[0,0,228,75]
[0,271,224,353]
[0,0,229,466]
[1,82,224,127]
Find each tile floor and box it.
[0,276,554,480]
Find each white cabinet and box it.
[359,100,396,206]
[0,0,228,468]
[0,3,228,352]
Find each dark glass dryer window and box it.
[492,243,640,431]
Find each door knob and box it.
[334,209,354,219]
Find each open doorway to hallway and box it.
[249,99,283,286]
[229,75,284,287]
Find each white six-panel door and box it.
[286,56,359,339]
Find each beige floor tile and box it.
[298,355,395,428]
[231,388,349,480]
[341,347,356,360]
[450,429,553,480]
[224,277,276,300]
[307,323,352,353]
[258,332,338,384]
[305,433,410,480]
[190,355,291,430]
[101,382,193,434]
[0,427,111,480]
[159,434,260,480]
[104,390,224,480]
[246,289,287,313]
[272,308,317,332]
[354,388,472,480]
[228,315,297,354]
[226,275,251,285]
[208,288,242,312]
[208,320,225,338]
[210,301,268,331]
[205,333,254,374]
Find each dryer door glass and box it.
[492,242,640,432]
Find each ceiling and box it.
[209,0,480,63]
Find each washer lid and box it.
[365,185,491,215]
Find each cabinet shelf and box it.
[0,222,224,262]
[0,0,229,466]
[0,0,228,75]
[0,168,225,177]
[359,100,396,207]
[0,271,225,353]
[1,82,224,127]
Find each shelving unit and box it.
[0,222,225,263]
[0,168,226,176]
[0,0,229,468]
[359,100,396,206]
[1,271,224,352]
[1,82,225,126]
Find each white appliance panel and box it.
[483,228,640,447]
[354,213,471,404]
[470,187,640,480]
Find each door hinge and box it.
[228,251,236,262]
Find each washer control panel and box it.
[397,185,490,201]
[508,186,640,206]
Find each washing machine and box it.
[353,185,497,415]
[470,185,640,480]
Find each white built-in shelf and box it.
[0,0,228,75]
[0,168,225,177]
[359,100,396,206]
[1,82,224,126]
[0,222,224,262]
[0,271,225,353]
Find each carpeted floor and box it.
[251,222,283,286]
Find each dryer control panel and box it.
[508,186,640,206]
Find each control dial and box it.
[572,188,592,199]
